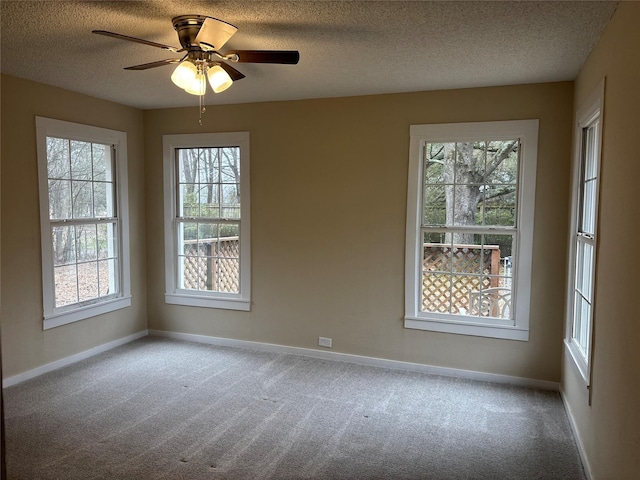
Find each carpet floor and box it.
[4,336,585,479]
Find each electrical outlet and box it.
[318,337,332,348]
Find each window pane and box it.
[468,277,512,319]
[75,224,98,262]
[421,273,450,313]
[575,240,594,301]
[70,141,92,180]
[48,179,72,220]
[77,261,99,302]
[482,185,516,227]
[422,233,451,273]
[180,222,198,255]
[52,226,76,266]
[483,233,513,275]
[453,185,482,226]
[485,141,518,185]
[178,184,198,217]
[221,184,240,219]
[93,182,114,217]
[422,185,448,226]
[573,294,591,356]
[47,137,70,179]
[92,144,112,182]
[451,274,483,314]
[454,142,477,183]
[580,298,591,353]
[54,265,78,307]
[219,224,239,258]
[584,124,598,180]
[178,256,194,289]
[582,179,597,235]
[200,185,220,218]
[216,258,240,293]
[220,147,240,183]
[197,149,219,184]
[581,242,594,299]
[197,185,215,210]
[424,143,445,184]
[71,181,93,218]
[178,149,199,183]
[97,223,117,260]
[98,258,118,296]
[198,223,218,256]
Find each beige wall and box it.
[145,81,573,382]
[561,3,640,479]
[0,75,147,378]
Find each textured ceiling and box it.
[0,1,618,110]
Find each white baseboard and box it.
[560,386,593,480]
[148,329,559,390]
[3,330,148,388]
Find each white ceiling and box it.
[0,1,618,110]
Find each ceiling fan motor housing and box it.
[172,15,208,50]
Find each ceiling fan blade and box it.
[124,58,182,70]
[194,17,238,51]
[93,30,180,52]
[218,62,246,81]
[225,50,300,64]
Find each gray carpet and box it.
[4,337,585,479]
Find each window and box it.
[163,132,251,311]
[405,120,538,341]
[565,80,604,383]
[36,117,131,329]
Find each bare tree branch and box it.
[482,140,518,182]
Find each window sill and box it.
[564,339,590,386]
[404,316,529,341]
[44,295,132,330]
[165,293,251,311]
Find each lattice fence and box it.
[182,237,240,293]
[422,243,503,315]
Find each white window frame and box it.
[404,120,538,341]
[36,117,131,329]
[163,132,251,311]
[564,80,604,385]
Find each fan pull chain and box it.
[197,61,206,125]
[199,94,205,126]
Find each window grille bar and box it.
[421,226,516,235]
[177,217,240,224]
[50,217,117,225]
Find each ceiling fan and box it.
[93,15,300,97]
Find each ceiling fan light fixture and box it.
[171,61,197,90]
[207,64,233,93]
[184,71,207,96]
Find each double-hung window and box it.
[36,117,131,329]
[565,81,604,383]
[405,120,538,341]
[163,132,251,311]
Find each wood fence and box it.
[422,243,508,316]
[182,237,239,293]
